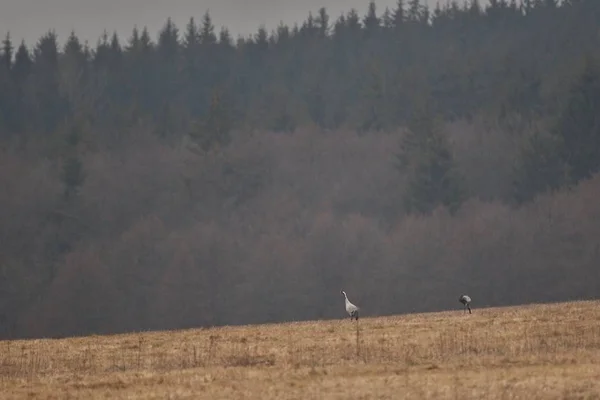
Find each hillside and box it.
[2,0,600,339]
[1,300,599,399]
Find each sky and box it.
[0,0,450,47]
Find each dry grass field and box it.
[1,300,600,399]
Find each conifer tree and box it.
[382,7,394,30]
[183,17,198,47]
[13,41,31,81]
[190,89,232,152]
[110,32,122,57]
[392,0,406,29]
[316,7,330,38]
[219,27,233,47]
[255,26,269,50]
[346,9,362,33]
[363,1,381,35]
[158,17,179,59]
[200,11,217,45]
[126,26,141,52]
[182,18,200,84]
[64,31,84,60]
[94,31,111,67]
[32,30,65,133]
[397,102,465,214]
[554,56,600,184]
[301,12,317,36]
[1,33,13,70]
[512,131,565,203]
[12,40,32,134]
[139,27,153,51]
[407,0,423,23]
[61,127,85,200]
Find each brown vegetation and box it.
[1,300,599,399]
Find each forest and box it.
[0,0,599,339]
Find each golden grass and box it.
[1,300,600,399]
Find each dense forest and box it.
[1,0,600,339]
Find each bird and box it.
[341,290,359,321]
[459,294,472,314]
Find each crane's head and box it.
[341,290,347,297]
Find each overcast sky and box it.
[0,0,457,47]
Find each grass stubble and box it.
[1,300,599,399]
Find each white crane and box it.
[341,290,359,321]
[459,294,472,314]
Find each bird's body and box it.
[459,294,472,314]
[341,290,359,321]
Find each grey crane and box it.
[459,294,472,314]
[341,290,359,321]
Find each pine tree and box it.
[554,56,600,184]
[219,27,233,47]
[363,1,381,35]
[34,30,59,66]
[200,11,217,45]
[61,30,89,114]
[108,32,123,68]
[254,26,269,51]
[0,35,13,135]
[32,30,65,133]
[94,30,111,67]
[397,102,465,214]
[64,31,83,58]
[190,89,232,152]
[407,0,423,23]
[301,12,317,36]
[382,7,394,30]
[275,22,291,44]
[469,0,483,17]
[110,32,121,54]
[346,9,362,33]
[182,18,200,85]
[392,0,406,29]
[158,17,179,59]
[63,30,88,74]
[316,7,330,38]
[156,18,181,136]
[13,41,31,78]
[1,33,13,70]
[356,60,389,132]
[183,17,199,49]
[139,27,153,51]
[126,26,141,53]
[512,131,565,203]
[420,4,430,25]
[61,127,85,200]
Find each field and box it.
[1,301,600,399]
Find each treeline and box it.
[0,1,598,203]
[0,0,600,339]
[0,1,595,136]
